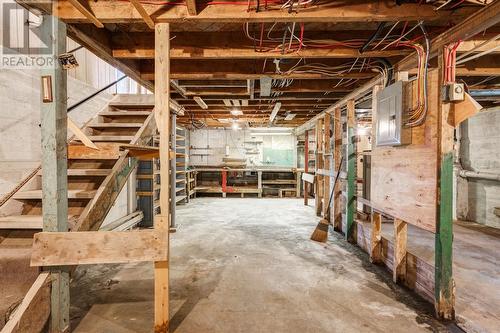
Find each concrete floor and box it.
[71,198,452,333]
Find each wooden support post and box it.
[345,100,356,242]
[393,218,407,283]
[435,47,455,320]
[257,171,262,198]
[40,15,70,333]
[295,171,301,198]
[154,23,170,333]
[333,107,342,231]
[322,113,331,218]
[370,211,382,263]
[304,130,309,205]
[170,114,176,229]
[315,119,324,216]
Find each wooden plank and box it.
[54,1,469,24]
[435,48,455,320]
[345,100,356,242]
[73,154,136,231]
[30,230,168,266]
[129,0,154,29]
[68,143,121,159]
[370,212,382,264]
[67,117,98,149]
[120,144,159,159]
[185,0,197,16]
[302,173,314,184]
[393,218,408,283]
[370,72,439,233]
[332,107,342,231]
[39,16,70,332]
[67,0,104,28]
[13,190,96,200]
[154,22,170,333]
[450,92,482,127]
[0,272,51,333]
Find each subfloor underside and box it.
[69,198,496,332]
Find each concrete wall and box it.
[458,111,500,228]
[189,128,296,167]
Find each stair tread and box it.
[100,111,151,116]
[76,135,134,142]
[0,215,76,229]
[13,189,97,199]
[88,123,143,128]
[67,169,112,176]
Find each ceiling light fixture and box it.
[269,102,282,123]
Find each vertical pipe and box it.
[40,15,70,332]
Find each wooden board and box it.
[30,230,168,266]
[0,272,51,333]
[370,70,439,233]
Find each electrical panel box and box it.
[375,81,411,147]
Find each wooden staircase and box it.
[0,94,156,329]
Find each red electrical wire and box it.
[298,23,304,51]
[449,0,467,9]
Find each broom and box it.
[311,156,343,243]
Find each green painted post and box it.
[345,100,356,242]
[435,49,455,319]
[435,152,454,319]
[40,16,70,332]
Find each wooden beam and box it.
[345,99,356,242]
[129,0,155,29]
[31,231,168,266]
[397,0,500,71]
[53,1,470,24]
[67,0,103,28]
[393,218,407,283]
[154,22,171,333]
[111,32,408,59]
[186,0,197,15]
[434,47,455,320]
[40,16,70,332]
[66,24,153,91]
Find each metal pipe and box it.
[469,89,500,97]
[459,170,500,181]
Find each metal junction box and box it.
[375,81,411,147]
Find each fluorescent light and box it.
[284,113,296,121]
[269,102,282,123]
[260,77,272,97]
[223,99,232,106]
[230,108,243,115]
[193,96,208,109]
[231,99,240,107]
[241,100,249,106]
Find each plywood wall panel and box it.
[370,70,439,233]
